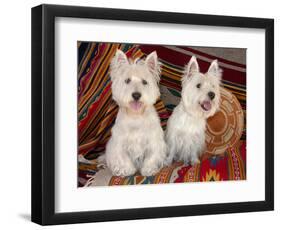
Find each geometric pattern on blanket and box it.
[78,42,246,187]
[79,141,246,187]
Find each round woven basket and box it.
[205,87,244,155]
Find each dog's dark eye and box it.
[142,79,148,85]
[125,78,131,84]
[196,83,201,89]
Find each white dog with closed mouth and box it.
[166,56,222,165]
[104,50,167,177]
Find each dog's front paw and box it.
[140,166,160,176]
[111,164,137,177]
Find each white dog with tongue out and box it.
[104,49,167,177]
[166,56,222,165]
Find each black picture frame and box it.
[31,4,274,225]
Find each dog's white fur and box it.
[166,56,222,165]
[105,50,167,177]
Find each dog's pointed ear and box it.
[185,56,199,78]
[113,49,129,66]
[110,49,129,79]
[207,60,222,79]
[145,51,161,82]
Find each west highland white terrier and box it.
[166,56,222,165]
[104,50,167,177]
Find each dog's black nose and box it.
[132,92,141,101]
[208,91,215,100]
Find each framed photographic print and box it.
[31,4,274,225]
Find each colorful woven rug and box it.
[79,141,246,186]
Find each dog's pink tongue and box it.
[201,101,212,111]
[130,101,142,111]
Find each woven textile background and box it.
[77,42,246,187]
